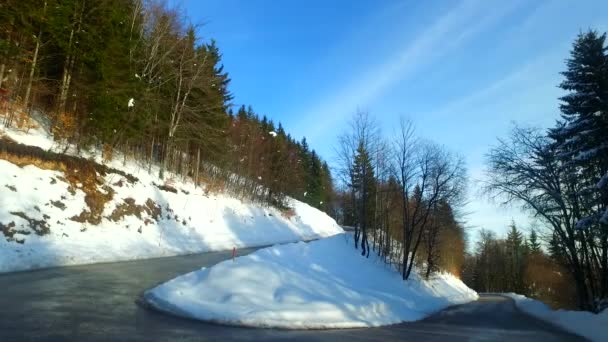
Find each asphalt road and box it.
[0,245,585,341]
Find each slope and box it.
[0,118,342,273]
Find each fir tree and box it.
[506,222,526,293]
[529,229,542,254]
[352,142,376,257]
[549,30,608,230]
[549,30,608,301]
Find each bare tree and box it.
[484,125,605,311]
[393,119,466,279]
[21,1,47,119]
[159,27,208,179]
[335,110,380,250]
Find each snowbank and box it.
[144,234,478,329]
[504,293,608,341]
[0,121,342,273]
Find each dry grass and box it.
[0,133,15,143]
[108,197,163,223]
[282,208,297,220]
[0,221,18,240]
[50,200,66,210]
[0,140,138,225]
[198,174,226,195]
[155,183,178,193]
[145,199,162,221]
[9,211,50,236]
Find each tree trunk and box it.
[572,263,592,311]
[402,192,410,279]
[159,136,171,179]
[58,1,84,115]
[601,234,608,300]
[195,147,201,187]
[23,1,47,116]
[148,135,155,173]
[0,63,5,89]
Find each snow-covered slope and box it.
[504,293,607,342]
[144,234,478,329]
[0,120,342,273]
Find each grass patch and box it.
[9,211,50,236]
[50,200,67,211]
[0,140,138,225]
[107,197,162,223]
[154,182,178,193]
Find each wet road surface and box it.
[0,245,585,341]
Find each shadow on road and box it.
[0,248,587,341]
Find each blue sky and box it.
[181,0,608,240]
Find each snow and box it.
[598,171,608,190]
[600,208,608,225]
[0,119,343,273]
[144,234,478,329]
[1,117,56,151]
[572,144,608,163]
[575,216,594,230]
[504,293,608,341]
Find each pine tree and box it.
[548,232,566,264]
[506,222,526,293]
[352,142,376,257]
[529,229,541,254]
[305,151,322,208]
[549,30,608,301]
[87,0,144,147]
[549,30,608,227]
[319,161,334,214]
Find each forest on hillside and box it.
[0,0,333,211]
[332,30,608,313]
[331,111,467,283]
[463,224,579,309]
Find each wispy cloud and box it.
[426,55,550,121]
[297,0,525,142]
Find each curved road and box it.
[0,247,585,341]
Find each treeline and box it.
[224,106,333,209]
[484,30,607,312]
[0,0,333,210]
[463,225,577,309]
[335,112,467,280]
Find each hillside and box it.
[0,118,342,273]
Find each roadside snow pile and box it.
[505,293,608,341]
[0,120,342,273]
[144,234,478,329]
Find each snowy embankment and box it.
[0,118,342,273]
[144,234,478,329]
[504,293,608,341]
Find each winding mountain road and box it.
[0,245,584,341]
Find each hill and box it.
[0,117,342,273]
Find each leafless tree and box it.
[335,110,380,249]
[484,125,605,311]
[393,118,466,279]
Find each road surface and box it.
[0,245,585,341]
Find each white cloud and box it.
[297,0,525,141]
